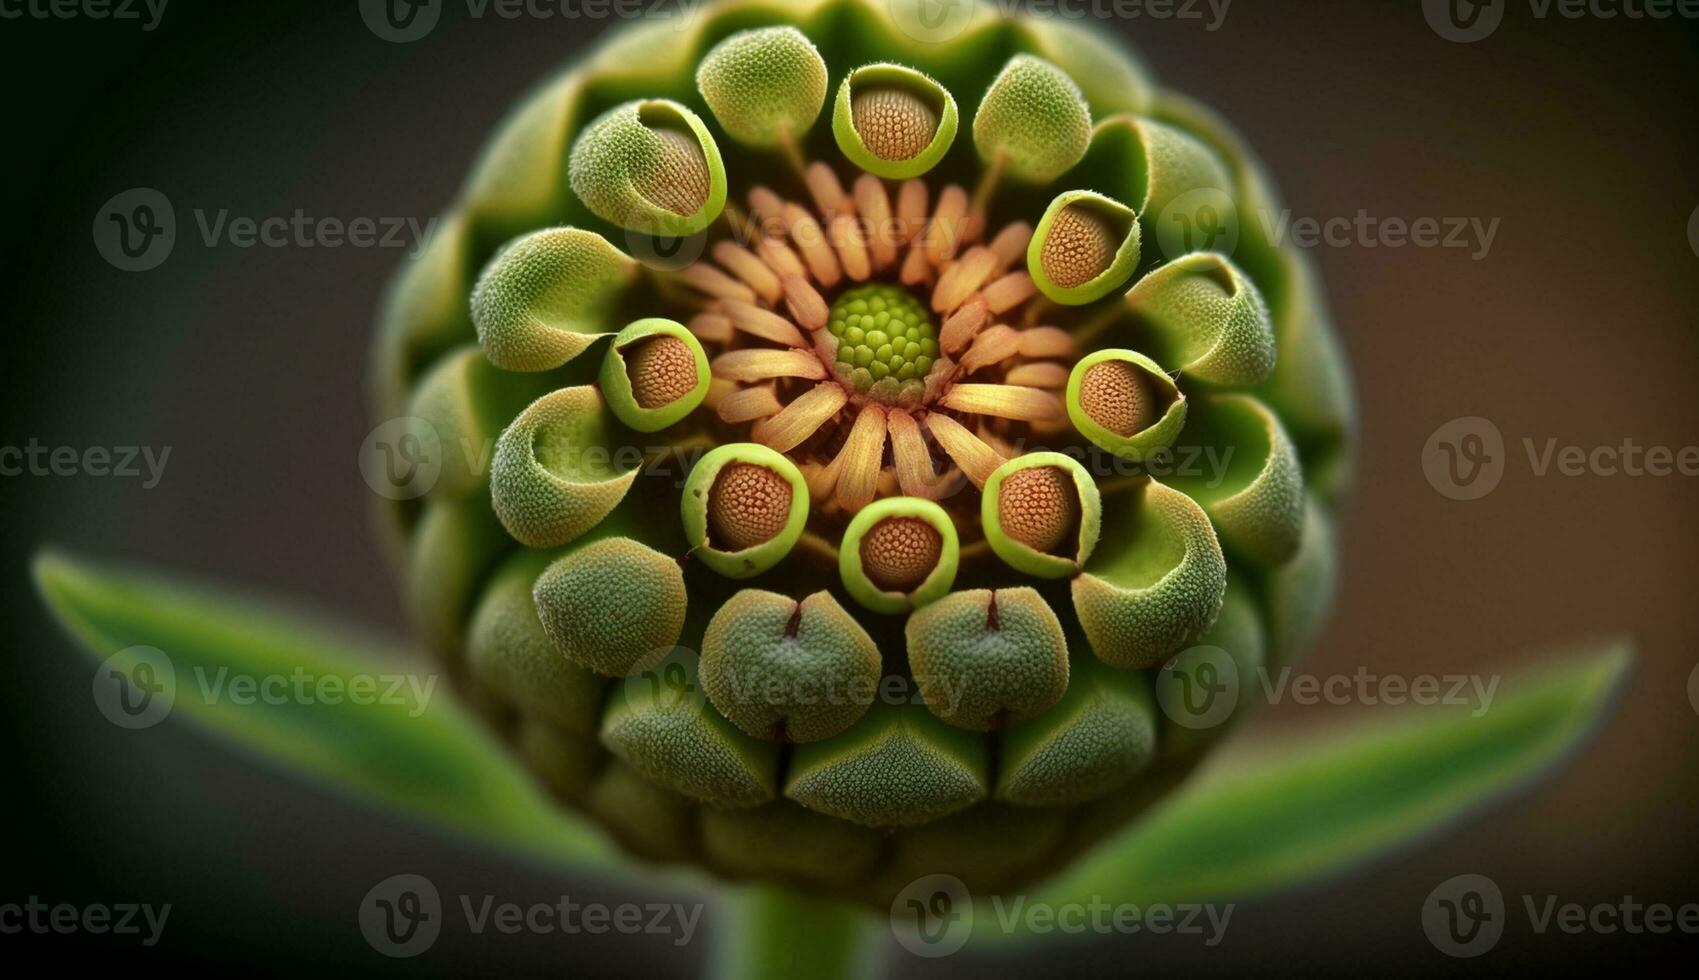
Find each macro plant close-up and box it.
[4,0,1696,975]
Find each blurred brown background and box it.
[1,0,1695,974]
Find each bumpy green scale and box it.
[826,284,939,404]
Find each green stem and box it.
[713,885,880,980]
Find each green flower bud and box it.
[838,496,959,614]
[981,452,1102,579]
[972,54,1091,184]
[568,99,727,235]
[997,654,1157,805]
[832,63,959,179]
[601,647,779,808]
[372,0,1354,903]
[468,551,608,736]
[599,318,710,432]
[1168,394,1306,567]
[1065,349,1188,460]
[1028,190,1141,305]
[696,27,828,148]
[680,444,809,578]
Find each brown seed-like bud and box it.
[997,466,1079,555]
[625,335,699,409]
[851,88,939,162]
[1041,203,1118,290]
[1078,359,1156,437]
[708,463,794,551]
[637,128,712,216]
[859,516,943,592]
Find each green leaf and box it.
[1008,641,1631,924]
[33,549,616,870]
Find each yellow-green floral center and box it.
[826,284,939,406]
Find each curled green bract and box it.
[568,99,727,236]
[832,63,959,180]
[470,228,638,372]
[1125,252,1276,386]
[490,385,639,548]
[1072,481,1228,669]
